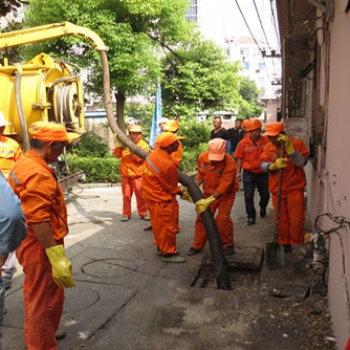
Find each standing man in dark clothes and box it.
[210,116,230,153]
[228,118,245,155]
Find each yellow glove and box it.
[195,195,216,215]
[115,135,123,148]
[180,186,193,202]
[45,245,75,288]
[277,134,295,154]
[269,158,288,171]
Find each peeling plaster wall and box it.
[306,1,350,348]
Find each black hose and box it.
[99,50,231,290]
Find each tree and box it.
[23,0,192,130]
[236,77,263,119]
[161,35,241,121]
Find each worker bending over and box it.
[187,138,238,256]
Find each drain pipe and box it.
[99,50,231,290]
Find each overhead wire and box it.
[254,0,280,84]
[234,0,265,55]
[253,0,272,52]
[234,0,272,83]
[234,0,284,90]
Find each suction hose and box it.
[99,50,231,290]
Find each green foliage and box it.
[124,102,154,142]
[181,143,208,173]
[180,120,211,148]
[68,131,110,158]
[24,0,192,97]
[237,77,264,119]
[67,156,120,183]
[161,35,241,119]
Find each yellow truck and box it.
[0,22,108,191]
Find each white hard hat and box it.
[158,117,168,125]
[0,112,11,127]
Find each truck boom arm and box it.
[0,22,108,51]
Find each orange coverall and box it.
[8,150,68,350]
[192,152,238,250]
[234,135,269,173]
[142,147,181,255]
[261,138,309,245]
[114,139,150,218]
[0,134,23,178]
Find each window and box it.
[185,0,197,22]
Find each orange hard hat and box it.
[264,122,285,136]
[29,121,80,143]
[164,119,180,133]
[208,138,226,161]
[245,119,262,132]
[156,132,185,148]
[128,124,142,133]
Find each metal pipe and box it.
[15,71,30,151]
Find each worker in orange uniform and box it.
[260,121,309,252]
[187,138,238,256]
[163,119,183,233]
[234,119,270,226]
[0,112,23,290]
[142,132,187,263]
[114,124,150,222]
[8,121,78,350]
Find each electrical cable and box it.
[253,0,272,51]
[234,0,265,55]
[235,0,281,93]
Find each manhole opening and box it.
[191,264,262,289]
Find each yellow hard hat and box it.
[164,120,180,132]
[128,124,142,133]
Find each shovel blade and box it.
[266,242,285,269]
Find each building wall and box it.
[306,1,350,348]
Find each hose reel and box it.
[53,81,83,130]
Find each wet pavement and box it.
[2,184,335,349]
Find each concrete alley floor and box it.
[3,183,336,349]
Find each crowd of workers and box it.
[0,111,309,349]
[112,115,309,262]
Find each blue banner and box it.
[149,82,162,148]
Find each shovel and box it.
[266,145,285,269]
